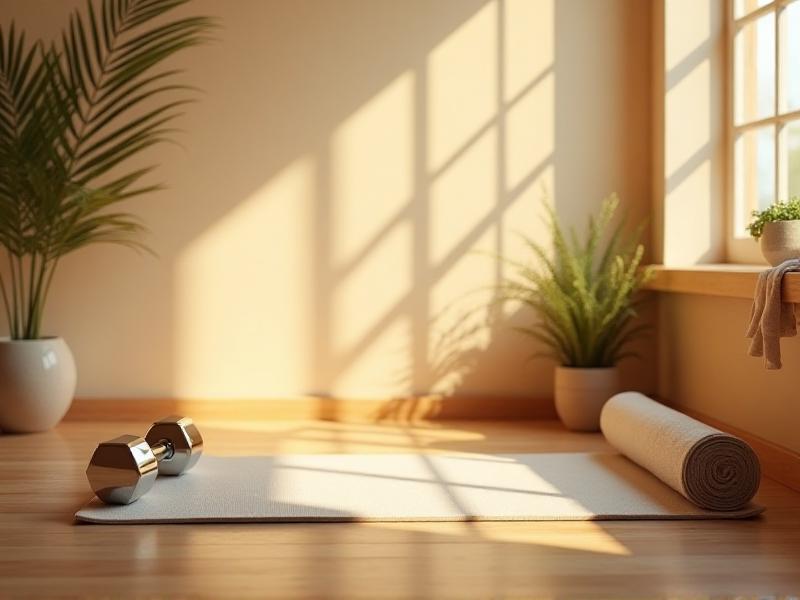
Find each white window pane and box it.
[789,120,800,198]
[784,0,800,113]
[735,13,776,125]
[735,126,776,234]
[734,0,774,20]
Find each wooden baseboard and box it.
[64,395,558,423]
[679,407,800,493]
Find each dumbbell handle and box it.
[150,439,175,461]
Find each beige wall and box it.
[660,294,800,454]
[2,0,654,400]
[653,0,726,265]
[654,1,800,453]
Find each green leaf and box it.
[501,194,652,367]
[0,0,212,338]
[747,197,800,239]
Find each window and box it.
[730,0,800,246]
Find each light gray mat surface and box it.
[75,453,763,523]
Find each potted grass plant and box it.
[0,0,212,432]
[747,198,800,266]
[502,195,653,431]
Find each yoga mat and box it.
[75,454,762,524]
[600,392,761,511]
[75,393,762,524]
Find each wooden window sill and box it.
[644,264,800,302]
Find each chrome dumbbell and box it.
[86,415,203,505]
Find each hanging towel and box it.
[746,258,800,369]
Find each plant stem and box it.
[15,254,27,339]
[6,250,20,339]
[32,257,58,340]
[24,252,38,338]
[27,255,52,340]
[17,254,28,339]
[0,274,13,340]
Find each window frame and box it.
[727,0,800,263]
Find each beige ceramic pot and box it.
[760,220,800,266]
[0,337,77,433]
[554,366,619,432]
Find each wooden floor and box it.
[1,418,799,598]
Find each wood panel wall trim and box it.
[644,264,800,302]
[64,395,558,423]
[678,406,800,493]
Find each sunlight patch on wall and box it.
[666,61,711,177]
[505,76,554,192]
[427,227,496,394]
[430,128,497,265]
[421,0,555,397]
[503,0,553,100]
[323,70,415,396]
[503,0,554,196]
[330,220,412,369]
[501,164,555,272]
[662,0,724,265]
[427,1,497,172]
[500,0,555,271]
[331,315,413,397]
[664,52,716,268]
[172,0,560,399]
[331,72,414,267]
[667,160,714,263]
[665,0,711,74]
[174,158,314,397]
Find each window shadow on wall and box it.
[40,0,654,406]
[169,0,558,407]
[165,0,654,409]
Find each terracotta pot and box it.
[760,220,800,266]
[554,366,619,432]
[0,337,77,433]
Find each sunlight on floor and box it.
[368,521,631,556]
[191,418,632,558]
[202,419,487,454]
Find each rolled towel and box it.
[600,392,761,511]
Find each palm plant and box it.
[502,195,653,368]
[0,0,212,339]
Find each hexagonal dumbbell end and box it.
[144,415,203,476]
[86,435,159,505]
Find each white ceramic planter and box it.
[554,366,619,432]
[760,220,800,266]
[0,337,77,433]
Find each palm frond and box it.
[0,0,213,338]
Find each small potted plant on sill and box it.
[501,195,653,432]
[0,1,212,432]
[747,198,800,266]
